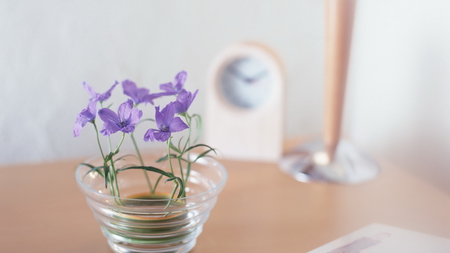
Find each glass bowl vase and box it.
[75,150,228,253]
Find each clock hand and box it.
[227,67,267,84]
[226,66,249,82]
[247,70,268,83]
[243,70,268,84]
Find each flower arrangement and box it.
[74,71,215,206]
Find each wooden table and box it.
[1,157,450,253]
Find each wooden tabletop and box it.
[1,157,450,253]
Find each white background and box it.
[1,0,450,194]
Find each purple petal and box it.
[117,99,133,122]
[120,125,136,134]
[153,131,171,142]
[73,112,92,137]
[174,71,187,91]
[100,124,120,136]
[73,101,97,137]
[73,122,83,137]
[83,82,97,101]
[97,81,118,102]
[169,117,189,133]
[119,106,142,134]
[122,79,137,95]
[154,106,163,129]
[136,87,151,103]
[174,89,198,113]
[160,103,175,127]
[122,79,152,104]
[159,82,176,93]
[144,128,170,142]
[87,101,97,115]
[173,101,185,114]
[83,81,118,103]
[139,94,156,105]
[122,80,139,102]
[98,108,119,124]
[192,89,199,100]
[144,129,157,142]
[129,108,143,126]
[158,71,188,95]
[144,92,165,104]
[98,108,120,136]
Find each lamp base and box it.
[279,140,379,184]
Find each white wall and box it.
[0,0,324,163]
[346,0,450,194]
[1,1,450,194]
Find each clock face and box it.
[220,57,273,109]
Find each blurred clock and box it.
[220,57,273,109]
[205,42,285,162]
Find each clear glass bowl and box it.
[75,151,228,253]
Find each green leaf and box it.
[165,177,185,199]
[116,166,173,178]
[191,114,203,144]
[164,183,179,209]
[185,143,216,153]
[80,162,95,169]
[175,178,185,198]
[193,148,217,163]
[80,163,105,179]
[186,162,192,181]
[176,137,184,153]
[104,165,110,188]
[116,166,184,199]
[155,154,178,163]
[169,140,181,154]
[105,152,114,161]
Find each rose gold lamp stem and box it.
[324,0,352,161]
[278,0,379,184]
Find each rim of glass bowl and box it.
[75,154,228,203]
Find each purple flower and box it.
[174,89,198,114]
[144,103,189,142]
[73,101,97,137]
[122,80,162,105]
[98,99,143,136]
[159,71,187,95]
[83,81,118,102]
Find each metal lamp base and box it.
[279,140,379,184]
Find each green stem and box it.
[109,159,123,205]
[167,138,174,175]
[164,138,180,208]
[112,133,126,155]
[184,114,192,183]
[108,170,115,197]
[177,156,185,184]
[107,138,113,153]
[99,102,113,153]
[182,114,192,153]
[164,181,179,209]
[92,122,105,159]
[186,161,192,185]
[107,133,126,205]
[131,132,153,194]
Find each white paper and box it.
[308,223,450,253]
